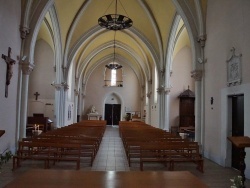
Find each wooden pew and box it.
[119,121,203,172]
[14,122,106,170]
[13,141,81,170]
[139,141,203,173]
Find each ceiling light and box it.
[98,0,133,31]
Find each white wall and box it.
[0,0,21,153]
[205,0,250,178]
[28,39,55,123]
[29,39,55,100]
[169,46,194,128]
[84,63,141,121]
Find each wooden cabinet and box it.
[178,88,195,128]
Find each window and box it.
[104,64,123,87]
[111,69,117,86]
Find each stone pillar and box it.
[51,82,61,128]
[19,62,34,139]
[78,82,86,121]
[74,89,79,123]
[191,70,202,145]
[81,93,86,120]
[157,86,164,130]
[157,87,171,131]
[146,91,152,124]
[164,88,171,131]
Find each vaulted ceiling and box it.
[35,0,207,85]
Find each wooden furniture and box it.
[13,122,106,170]
[13,141,81,170]
[0,130,5,137]
[228,136,250,187]
[139,142,203,172]
[27,116,52,135]
[5,169,208,188]
[178,88,195,130]
[119,122,203,172]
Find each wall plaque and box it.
[226,47,242,86]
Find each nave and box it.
[1,126,250,188]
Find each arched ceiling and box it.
[36,0,207,85]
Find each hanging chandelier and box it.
[105,31,123,70]
[99,0,132,69]
[98,0,133,31]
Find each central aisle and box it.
[91,126,129,171]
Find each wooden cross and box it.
[2,47,16,98]
[34,92,40,100]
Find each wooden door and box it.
[113,104,121,125]
[231,95,244,170]
[179,98,195,127]
[104,104,121,125]
[105,104,112,125]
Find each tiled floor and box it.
[1,125,250,187]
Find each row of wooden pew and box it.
[119,121,204,172]
[13,120,107,170]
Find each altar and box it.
[87,113,102,120]
[87,105,102,120]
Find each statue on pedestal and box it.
[90,105,98,114]
[87,105,101,120]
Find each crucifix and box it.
[34,92,40,100]
[2,47,16,98]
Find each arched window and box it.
[104,63,123,87]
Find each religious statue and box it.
[90,105,98,114]
[2,47,16,98]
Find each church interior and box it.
[1,0,250,187]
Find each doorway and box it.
[105,104,121,125]
[231,94,244,170]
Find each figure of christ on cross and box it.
[2,47,16,98]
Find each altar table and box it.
[5,169,207,188]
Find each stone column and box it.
[74,89,79,123]
[19,62,34,139]
[51,82,61,128]
[164,88,171,131]
[191,70,202,144]
[156,87,171,131]
[157,86,165,130]
[146,91,152,124]
[78,82,86,121]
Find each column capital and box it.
[21,62,34,75]
[74,89,79,96]
[146,92,152,98]
[19,26,30,39]
[61,82,69,90]
[157,86,171,95]
[164,87,171,95]
[51,82,62,91]
[191,70,202,81]
[197,35,207,47]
